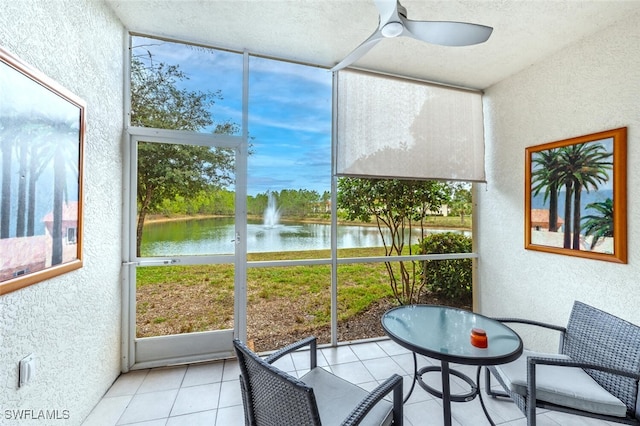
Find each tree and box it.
[15,141,28,237]
[277,189,320,217]
[50,121,80,265]
[131,55,236,256]
[337,177,450,305]
[0,123,14,239]
[417,232,472,305]
[557,143,611,249]
[130,55,218,131]
[448,183,472,224]
[581,198,613,250]
[26,141,48,236]
[247,193,268,217]
[0,116,24,239]
[531,148,562,232]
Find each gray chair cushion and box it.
[494,350,628,417]
[301,368,393,426]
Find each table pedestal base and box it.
[417,365,478,402]
[403,354,497,426]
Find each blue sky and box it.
[132,36,332,197]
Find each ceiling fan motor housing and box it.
[381,22,403,37]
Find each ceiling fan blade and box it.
[331,29,384,71]
[403,20,493,46]
[373,0,401,27]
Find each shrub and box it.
[417,232,472,304]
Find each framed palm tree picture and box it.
[525,127,627,263]
[0,47,85,294]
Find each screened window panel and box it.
[336,70,486,182]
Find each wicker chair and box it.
[233,336,403,426]
[485,301,640,425]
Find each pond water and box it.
[140,217,469,257]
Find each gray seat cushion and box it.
[493,350,628,417]
[301,367,393,426]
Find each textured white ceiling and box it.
[105,0,640,89]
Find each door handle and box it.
[231,232,241,245]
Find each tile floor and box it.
[83,338,616,426]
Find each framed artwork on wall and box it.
[0,47,86,294]
[525,127,627,263]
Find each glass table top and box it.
[381,304,523,365]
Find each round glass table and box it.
[382,304,523,426]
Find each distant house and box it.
[531,209,564,231]
[43,201,79,244]
[42,201,79,266]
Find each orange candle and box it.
[470,328,488,348]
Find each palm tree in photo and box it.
[557,142,612,249]
[50,120,80,265]
[561,177,574,248]
[26,142,47,236]
[15,141,29,237]
[1,137,13,239]
[0,116,21,239]
[531,148,562,232]
[582,198,614,250]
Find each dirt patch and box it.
[248,295,470,352]
[246,298,397,351]
[137,280,470,353]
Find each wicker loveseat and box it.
[486,301,640,425]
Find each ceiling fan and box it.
[331,0,493,71]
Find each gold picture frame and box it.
[525,127,627,263]
[0,47,85,294]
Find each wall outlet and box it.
[19,354,35,387]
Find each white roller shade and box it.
[335,69,486,182]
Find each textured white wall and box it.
[1,0,639,422]
[478,10,640,350]
[0,1,124,425]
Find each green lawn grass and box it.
[136,247,399,338]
